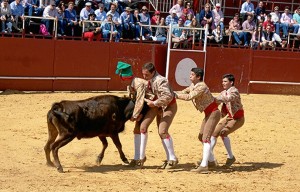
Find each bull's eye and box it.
[112,113,116,121]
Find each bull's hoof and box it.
[46,161,55,167]
[57,166,64,173]
[122,159,129,165]
[96,157,103,165]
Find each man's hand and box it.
[144,98,155,107]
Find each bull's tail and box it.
[48,102,70,122]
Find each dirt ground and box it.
[0,91,299,192]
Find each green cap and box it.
[115,61,134,80]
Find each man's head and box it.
[274,6,279,12]
[142,62,156,81]
[85,2,92,10]
[216,3,221,9]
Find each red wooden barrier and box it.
[0,38,299,95]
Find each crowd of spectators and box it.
[0,0,299,49]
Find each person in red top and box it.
[151,11,160,25]
[210,74,245,168]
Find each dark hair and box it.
[191,68,204,81]
[142,62,156,73]
[222,74,235,85]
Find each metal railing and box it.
[23,15,58,38]
[148,0,174,13]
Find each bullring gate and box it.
[165,24,208,90]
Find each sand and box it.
[0,91,299,192]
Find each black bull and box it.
[44,95,141,173]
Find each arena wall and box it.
[0,38,299,95]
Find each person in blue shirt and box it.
[95,3,107,22]
[138,6,151,40]
[120,6,134,39]
[240,0,255,21]
[165,10,179,26]
[10,0,24,32]
[101,13,119,42]
[64,2,79,36]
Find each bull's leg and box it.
[111,134,129,164]
[44,121,58,167]
[50,134,75,173]
[96,136,108,165]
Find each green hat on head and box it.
[115,61,134,80]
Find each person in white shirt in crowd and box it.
[42,0,58,34]
[280,6,299,38]
[80,2,94,21]
[240,0,254,21]
[169,0,184,19]
[212,3,224,32]
[270,6,281,35]
[261,24,276,50]
[95,3,106,21]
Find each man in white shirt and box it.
[270,6,281,35]
[42,0,58,34]
[280,6,298,38]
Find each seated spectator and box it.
[132,8,140,40]
[0,0,18,33]
[22,0,42,16]
[198,3,213,32]
[106,2,121,37]
[172,18,186,48]
[42,1,58,35]
[101,13,119,42]
[151,10,160,26]
[184,13,192,27]
[208,24,223,44]
[263,14,286,48]
[165,9,179,26]
[293,7,300,33]
[240,0,254,21]
[212,3,224,32]
[169,0,184,19]
[185,1,194,18]
[80,2,94,21]
[261,24,276,50]
[280,6,299,38]
[120,6,134,39]
[83,13,101,41]
[187,17,200,42]
[153,17,167,44]
[95,3,106,21]
[228,13,244,45]
[64,1,79,36]
[10,0,24,32]
[242,15,256,46]
[270,6,281,35]
[56,1,66,36]
[255,1,266,23]
[251,25,262,49]
[138,5,151,40]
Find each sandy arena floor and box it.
[0,91,299,192]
